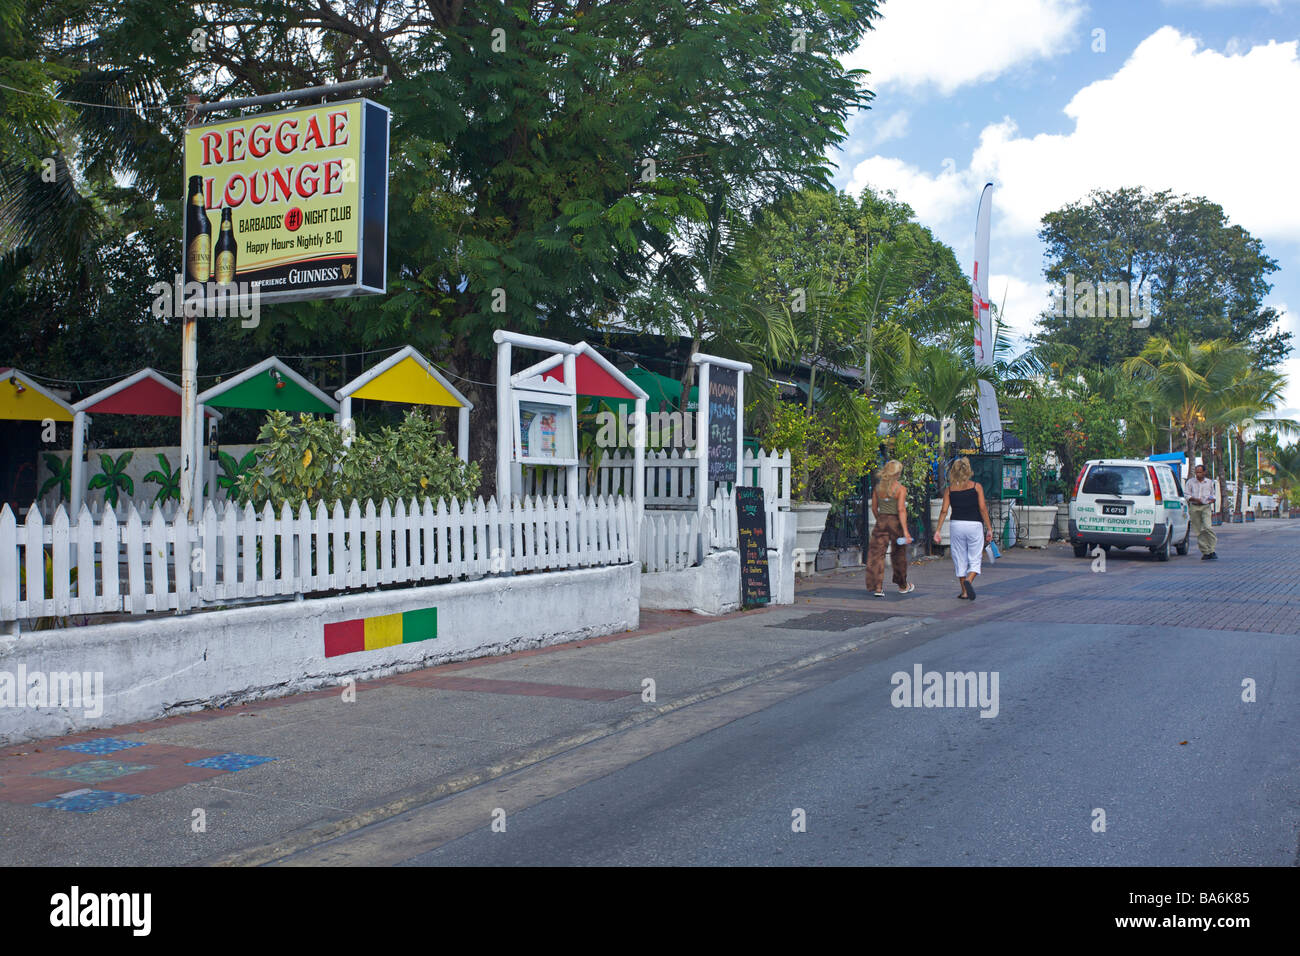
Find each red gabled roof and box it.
[84,375,184,416]
[80,371,218,417]
[543,353,635,400]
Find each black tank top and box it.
[950,486,981,522]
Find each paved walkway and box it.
[0,520,1291,864]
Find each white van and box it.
[1068,458,1190,561]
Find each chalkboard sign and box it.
[736,485,770,607]
[707,366,738,483]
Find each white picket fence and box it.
[640,511,700,572]
[639,489,782,573]
[523,448,792,510]
[0,494,634,624]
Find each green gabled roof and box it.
[198,357,339,415]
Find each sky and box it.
[831,0,1300,418]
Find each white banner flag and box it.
[972,183,1003,452]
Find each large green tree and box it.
[1035,187,1289,368]
[2,0,885,481]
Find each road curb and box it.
[206,613,933,867]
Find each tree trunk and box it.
[1212,430,1227,519]
[1234,431,1245,515]
[451,342,499,500]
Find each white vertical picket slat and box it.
[486,497,504,574]
[377,499,393,584]
[475,496,490,575]
[23,507,45,619]
[345,500,362,589]
[537,497,551,569]
[555,497,571,569]
[428,498,444,578]
[517,497,532,571]
[362,500,378,589]
[313,501,329,591]
[73,506,94,614]
[296,502,312,594]
[101,507,120,612]
[394,498,410,582]
[50,506,72,617]
[447,497,464,576]
[147,506,168,613]
[199,502,218,602]
[404,497,419,580]
[0,507,17,620]
[125,505,145,614]
[277,502,295,596]
[239,503,256,598]
[220,503,238,599]
[329,501,346,590]
[254,502,272,597]
[174,508,193,612]
[507,497,521,572]
[417,498,433,580]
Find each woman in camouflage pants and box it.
[865,460,914,597]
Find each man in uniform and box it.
[1185,463,1218,560]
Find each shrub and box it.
[237,409,479,510]
[757,395,879,505]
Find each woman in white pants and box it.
[932,457,994,600]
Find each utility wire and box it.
[0,81,188,114]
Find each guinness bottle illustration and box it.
[184,175,212,283]
[214,207,236,285]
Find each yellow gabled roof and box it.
[0,371,74,422]
[350,355,465,407]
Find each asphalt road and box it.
[390,620,1296,866]
[367,526,1299,867]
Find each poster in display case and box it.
[513,394,577,464]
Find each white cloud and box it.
[992,275,1055,340]
[848,0,1086,94]
[868,111,911,147]
[846,28,1300,245]
[1163,1,1298,8]
[1269,302,1300,420]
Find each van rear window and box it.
[1082,465,1150,497]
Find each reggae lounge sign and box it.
[182,98,389,304]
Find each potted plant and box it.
[758,395,878,565]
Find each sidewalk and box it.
[0,538,1101,865]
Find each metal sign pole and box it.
[179,94,201,523]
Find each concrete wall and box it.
[641,550,741,615]
[40,444,257,510]
[0,563,638,745]
[641,509,797,614]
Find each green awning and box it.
[580,367,697,414]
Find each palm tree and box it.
[1121,335,1254,462]
[0,1,173,289]
[906,345,983,439]
[1270,444,1300,514]
[1208,367,1298,515]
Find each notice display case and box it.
[513,392,577,466]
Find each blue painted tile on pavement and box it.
[185,754,276,772]
[35,791,143,813]
[56,738,146,755]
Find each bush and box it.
[757,394,879,505]
[237,409,480,510]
